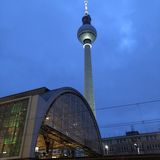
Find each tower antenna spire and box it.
[84,0,89,15]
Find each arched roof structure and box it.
[31,87,103,158]
[0,87,103,159]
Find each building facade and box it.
[102,131,160,155]
[0,87,103,159]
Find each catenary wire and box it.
[94,99,160,111]
[100,118,160,129]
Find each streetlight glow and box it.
[105,145,109,149]
[105,145,109,155]
[134,143,140,154]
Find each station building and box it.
[0,87,103,159]
[102,131,160,156]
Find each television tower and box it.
[77,0,97,115]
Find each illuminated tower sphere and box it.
[77,10,97,115]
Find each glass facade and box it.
[44,93,102,154]
[0,98,29,158]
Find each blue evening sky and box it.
[0,0,160,137]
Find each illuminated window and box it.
[0,99,29,158]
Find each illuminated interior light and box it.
[64,153,67,156]
[46,116,50,120]
[52,156,57,158]
[35,146,39,152]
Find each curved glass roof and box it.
[42,92,102,155]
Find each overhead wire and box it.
[94,99,160,111]
[100,118,160,128]
[94,99,160,130]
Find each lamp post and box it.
[105,145,109,155]
[134,143,140,154]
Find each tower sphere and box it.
[77,14,97,44]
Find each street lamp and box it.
[105,145,109,155]
[134,143,140,154]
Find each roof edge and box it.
[0,87,49,103]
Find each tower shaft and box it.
[84,44,95,114]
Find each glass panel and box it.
[44,93,101,154]
[0,99,29,158]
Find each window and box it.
[0,99,29,158]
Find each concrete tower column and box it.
[84,44,95,114]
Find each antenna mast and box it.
[84,0,89,15]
